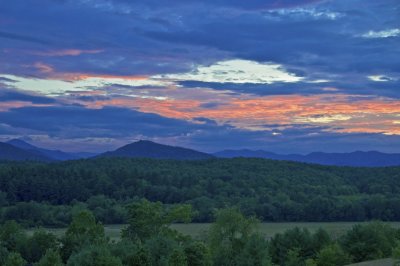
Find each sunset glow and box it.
[0,0,399,153]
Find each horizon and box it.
[1,1,399,154]
[3,137,400,156]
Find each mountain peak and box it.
[99,140,214,160]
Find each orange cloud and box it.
[34,62,54,74]
[31,62,148,81]
[78,93,400,135]
[0,101,53,111]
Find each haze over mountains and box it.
[1,139,400,167]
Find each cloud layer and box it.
[0,0,399,153]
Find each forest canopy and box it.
[0,157,399,226]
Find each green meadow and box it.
[26,221,400,241]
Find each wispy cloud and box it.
[361,28,400,38]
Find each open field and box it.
[26,221,400,241]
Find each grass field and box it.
[26,221,400,241]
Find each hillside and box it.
[1,157,400,224]
[98,140,214,160]
[0,142,51,161]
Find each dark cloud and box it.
[0,105,221,138]
[0,88,56,104]
[0,31,50,45]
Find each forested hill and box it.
[97,140,214,160]
[1,157,400,224]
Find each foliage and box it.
[314,244,351,266]
[0,197,399,266]
[25,229,58,262]
[35,249,63,266]
[0,158,400,225]
[0,220,27,252]
[4,252,26,266]
[61,210,105,261]
[122,199,192,241]
[340,222,398,262]
[209,208,270,266]
[66,245,122,266]
[183,241,212,266]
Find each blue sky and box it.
[0,0,399,153]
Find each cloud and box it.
[0,87,56,104]
[361,28,400,38]
[368,75,398,82]
[0,74,172,95]
[31,49,104,57]
[156,59,303,84]
[0,0,400,153]
[0,31,50,45]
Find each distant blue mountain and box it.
[6,139,96,161]
[213,150,400,167]
[0,142,51,161]
[98,140,214,160]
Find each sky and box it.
[0,0,399,154]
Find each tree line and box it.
[1,200,400,266]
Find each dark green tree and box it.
[66,245,122,266]
[35,249,63,266]
[122,199,192,241]
[61,210,105,261]
[4,252,26,266]
[315,244,351,266]
[340,222,397,262]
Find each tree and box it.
[144,235,178,266]
[4,252,26,266]
[184,241,211,266]
[392,242,400,266]
[340,222,397,262]
[0,221,27,252]
[315,244,351,266]
[209,208,263,266]
[236,234,272,266]
[285,248,303,266]
[66,245,122,266]
[35,249,63,266]
[168,248,187,266]
[61,210,105,261]
[122,199,192,241]
[269,227,314,265]
[109,240,150,266]
[26,229,58,263]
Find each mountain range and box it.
[1,139,96,161]
[213,149,400,167]
[1,139,400,167]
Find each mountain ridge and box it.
[98,140,214,160]
[0,142,52,161]
[213,149,400,167]
[6,139,96,161]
